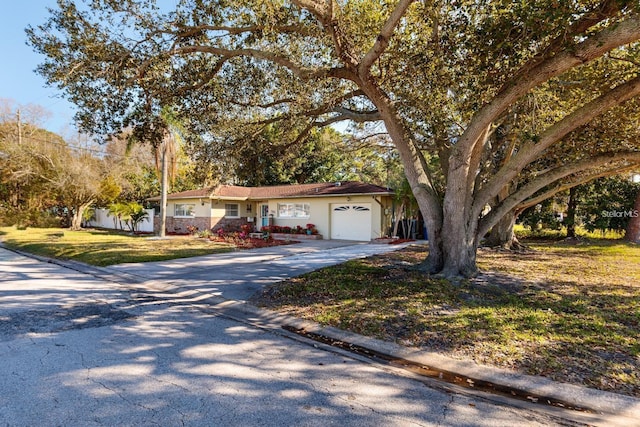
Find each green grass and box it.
[513,224,626,240]
[254,240,640,397]
[0,227,234,266]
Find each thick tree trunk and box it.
[566,187,578,238]
[437,147,481,278]
[419,220,445,273]
[625,189,640,243]
[484,212,522,250]
[439,228,479,278]
[70,201,93,231]
[356,78,446,274]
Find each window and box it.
[225,203,239,218]
[174,203,195,217]
[278,203,310,218]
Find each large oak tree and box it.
[29,0,640,276]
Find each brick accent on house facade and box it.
[170,217,212,234]
[154,215,255,234]
[210,217,255,232]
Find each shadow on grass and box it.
[1,236,234,266]
[254,244,640,397]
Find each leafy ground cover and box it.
[253,239,640,397]
[0,227,235,266]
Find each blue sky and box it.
[0,1,76,134]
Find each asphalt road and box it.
[0,246,597,426]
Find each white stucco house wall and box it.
[150,181,395,241]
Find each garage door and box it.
[330,204,372,241]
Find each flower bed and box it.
[261,223,319,236]
[209,236,299,249]
[187,224,300,249]
[269,232,323,240]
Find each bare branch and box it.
[291,0,331,21]
[359,0,416,73]
[173,24,316,38]
[245,90,375,131]
[332,107,381,122]
[229,98,296,109]
[171,45,351,80]
[293,0,360,68]
[512,0,623,80]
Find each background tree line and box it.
[0,99,401,230]
[0,99,163,229]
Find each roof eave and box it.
[212,196,250,201]
[247,192,393,200]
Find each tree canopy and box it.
[28,0,640,276]
[0,100,172,229]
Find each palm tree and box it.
[127,203,150,232]
[126,107,184,237]
[154,108,183,238]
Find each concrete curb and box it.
[3,243,639,425]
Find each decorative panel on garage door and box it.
[330,204,372,241]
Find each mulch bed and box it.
[208,236,299,249]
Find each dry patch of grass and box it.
[253,240,640,397]
[0,227,234,266]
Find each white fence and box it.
[86,208,155,233]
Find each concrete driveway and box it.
[104,239,418,301]
[0,244,584,427]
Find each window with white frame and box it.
[225,203,239,218]
[174,203,195,217]
[278,203,310,218]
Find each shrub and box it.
[0,207,62,228]
[198,229,211,238]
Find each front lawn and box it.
[0,227,235,266]
[253,239,640,397]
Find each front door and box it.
[261,204,269,228]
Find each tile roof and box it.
[153,181,393,201]
[147,186,216,201]
[245,182,393,199]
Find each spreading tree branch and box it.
[359,0,416,73]
[473,74,640,219]
[515,165,639,213]
[456,13,640,161]
[478,151,640,237]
